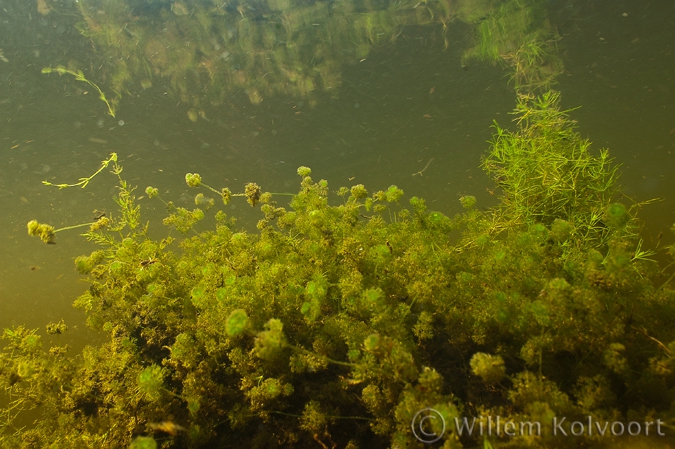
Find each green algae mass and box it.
[2,93,675,448]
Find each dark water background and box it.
[0,0,673,353]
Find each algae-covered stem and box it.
[27,218,108,244]
[184,172,294,208]
[42,153,119,189]
[27,153,119,243]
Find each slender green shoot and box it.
[42,66,116,117]
[42,153,118,189]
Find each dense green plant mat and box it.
[3,92,675,448]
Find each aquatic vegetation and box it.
[482,92,623,243]
[461,0,563,93]
[27,218,109,244]
[41,153,119,189]
[41,65,117,117]
[26,219,56,244]
[4,92,675,448]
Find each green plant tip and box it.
[129,436,157,449]
[137,365,165,402]
[27,220,56,244]
[550,218,572,241]
[226,309,249,337]
[350,184,368,200]
[75,255,95,274]
[185,173,202,188]
[470,353,506,384]
[46,320,68,335]
[363,334,380,351]
[459,195,477,209]
[297,166,312,177]
[221,187,232,205]
[604,203,630,230]
[245,183,261,207]
[385,185,403,202]
[145,186,159,198]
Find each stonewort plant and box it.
[3,92,675,448]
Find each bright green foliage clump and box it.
[26,219,56,244]
[459,195,477,210]
[144,186,159,198]
[483,92,630,250]
[225,309,250,337]
[470,353,506,384]
[2,93,675,448]
[129,436,157,449]
[185,173,202,188]
[604,202,630,230]
[136,365,165,402]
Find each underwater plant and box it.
[42,66,118,117]
[4,92,675,448]
[460,0,563,93]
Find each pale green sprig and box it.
[42,153,118,189]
